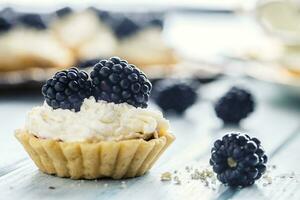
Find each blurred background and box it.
[1,0,300,100]
[1,1,300,197]
[1,0,300,186]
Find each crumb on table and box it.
[161,172,172,181]
[173,176,181,185]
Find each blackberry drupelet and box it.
[42,68,92,112]
[214,87,255,124]
[210,133,267,187]
[152,79,198,114]
[17,13,47,29]
[90,57,152,108]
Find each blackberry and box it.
[210,133,267,187]
[214,87,255,124]
[42,68,92,112]
[17,13,47,30]
[90,57,152,108]
[55,7,73,18]
[152,79,199,114]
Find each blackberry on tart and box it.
[42,67,92,112]
[90,57,152,108]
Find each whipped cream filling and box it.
[25,97,169,142]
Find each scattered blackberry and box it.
[42,68,92,112]
[210,133,268,187]
[152,79,199,114]
[90,57,152,108]
[214,87,255,124]
[55,7,73,18]
[17,13,47,30]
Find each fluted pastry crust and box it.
[15,129,174,179]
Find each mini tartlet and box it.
[0,28,74,72]
[16,57,174,179]
[0,7,177,78]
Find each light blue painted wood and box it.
[1,78,300,200]
[231,129,300,200]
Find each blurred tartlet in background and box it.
[51,8,117,62]
[51,7,178,68]
[0,8,74,72]
[0,6,177,88]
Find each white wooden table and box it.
[0,77,299,200]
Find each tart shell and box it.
[15,129,174,179]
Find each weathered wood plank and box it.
[231,128,300,200]
[1,79,300,200]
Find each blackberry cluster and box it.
[152,79,198,114]
[90,57,152,108]
[210,133,267,187]
[214,87,255,124]
[42,68,92,112]
[17,13,47,30]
